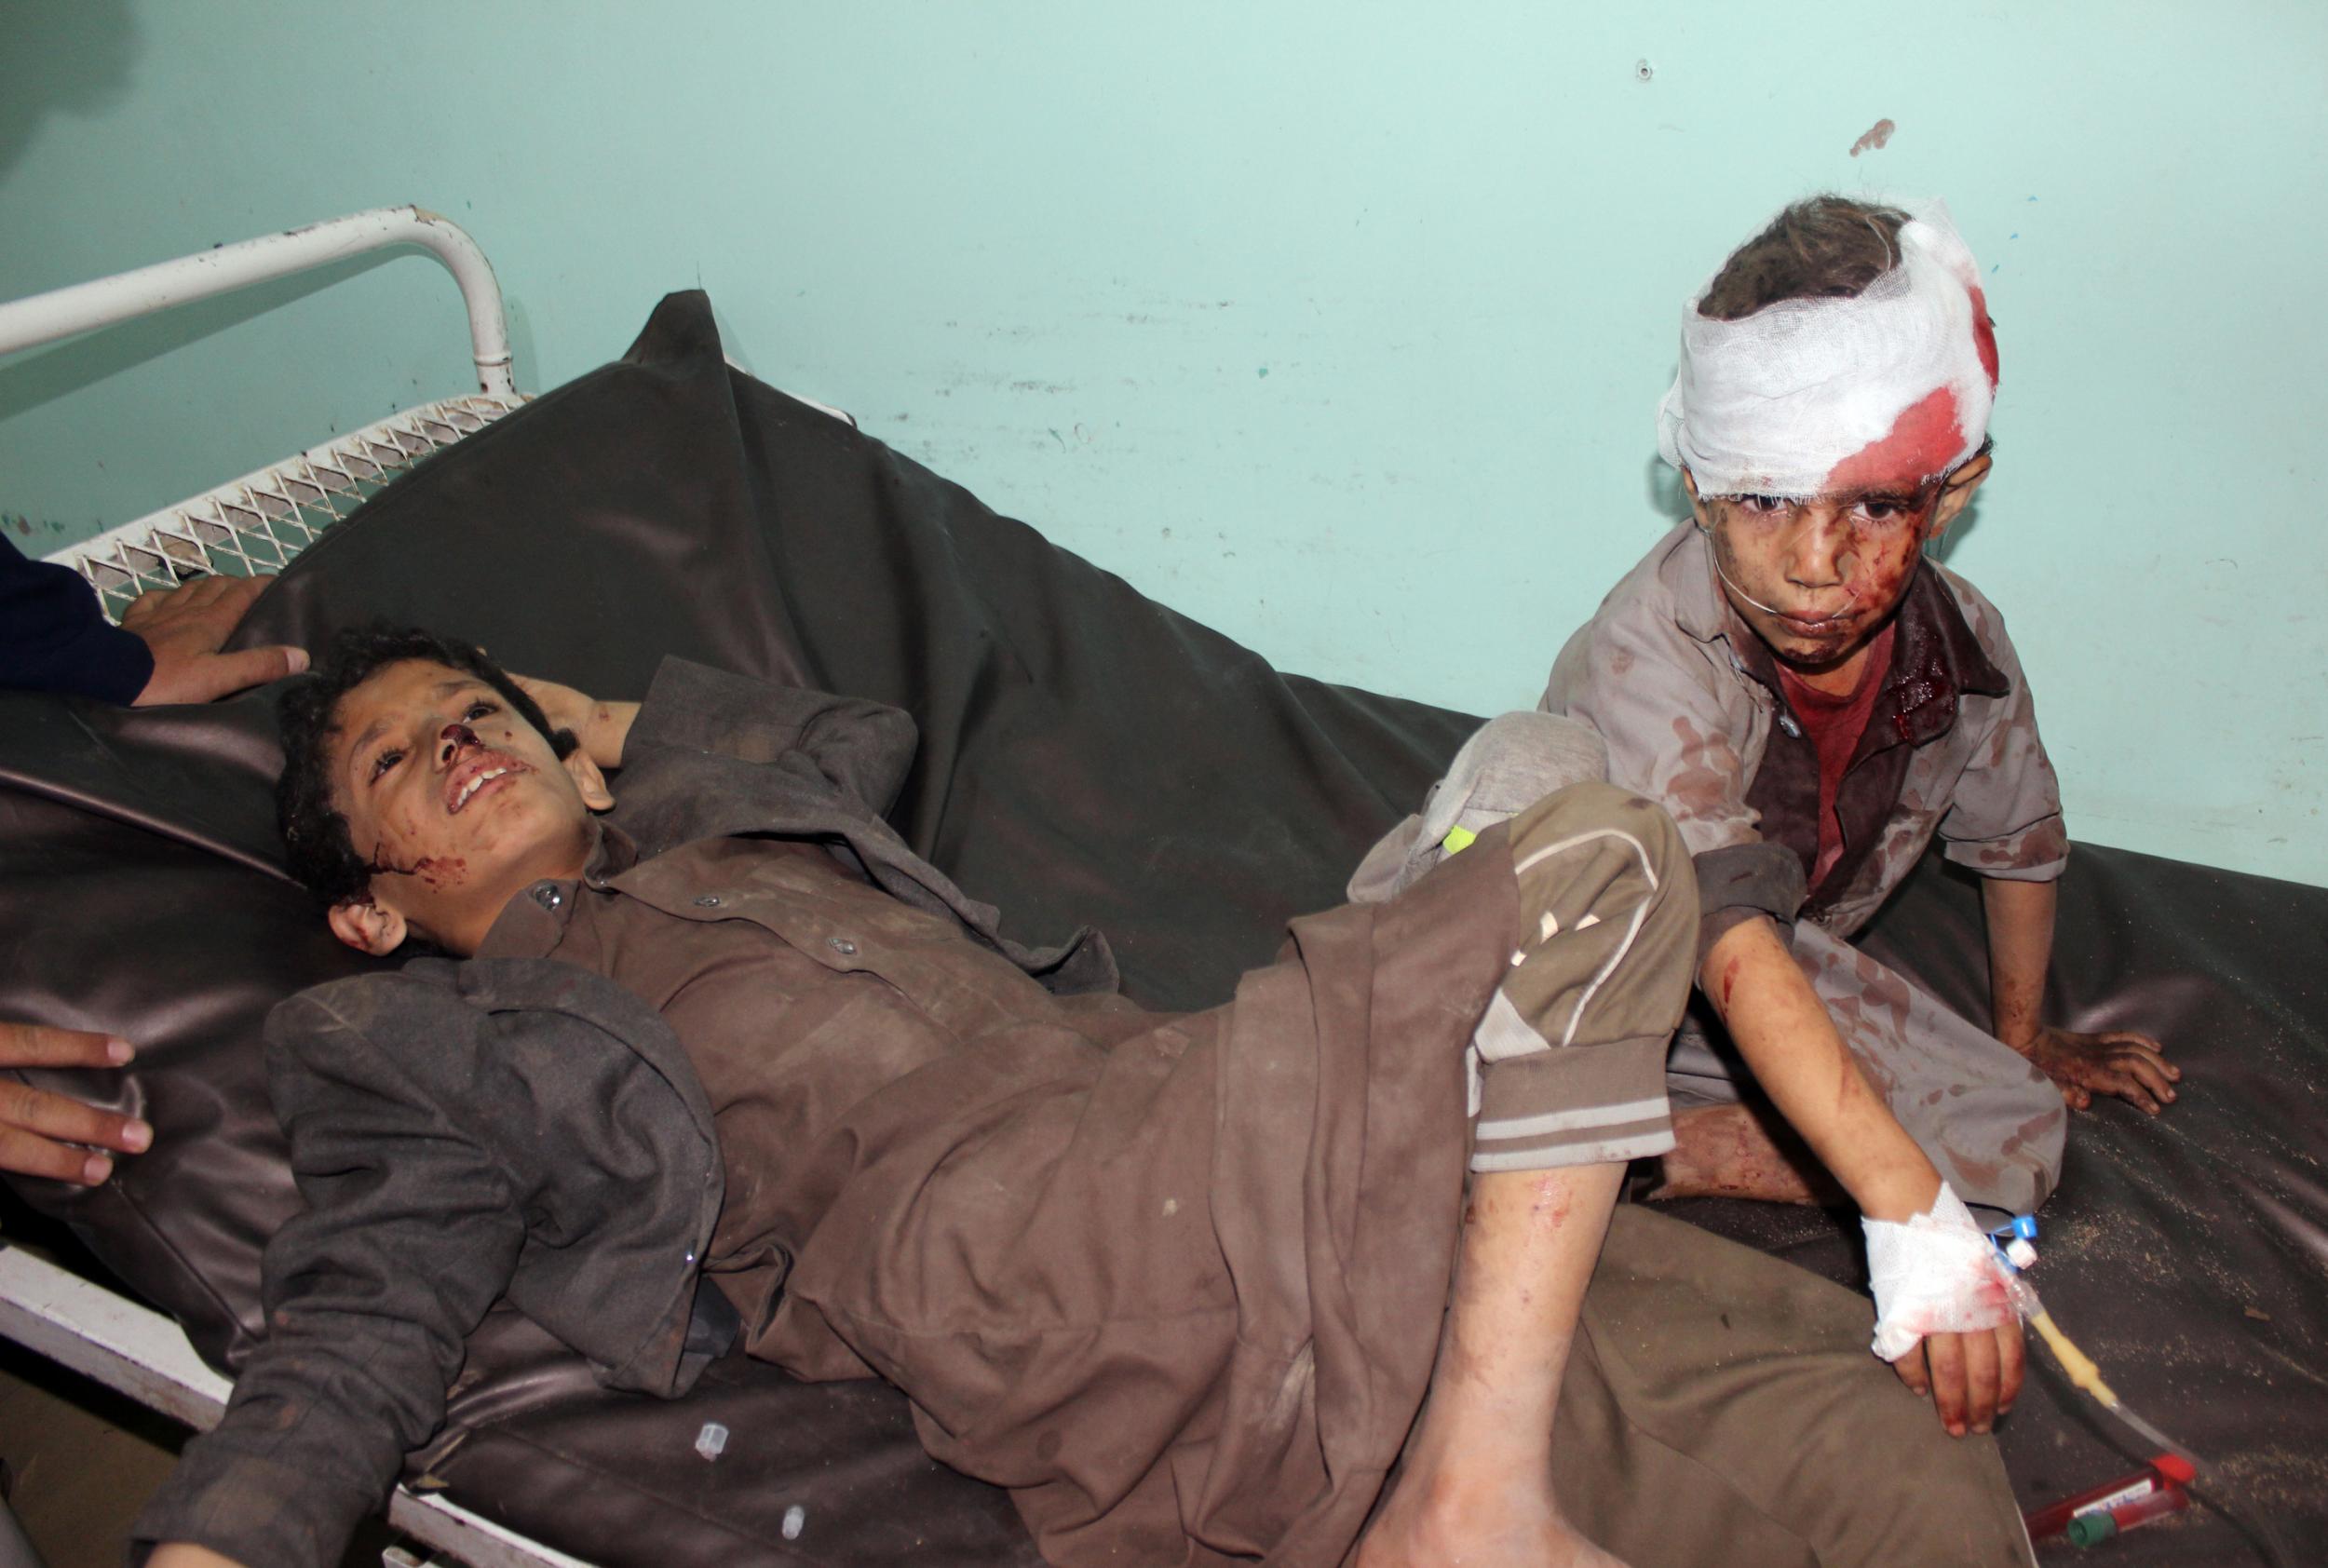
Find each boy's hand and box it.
[1891,1324,2025,1437]
[2016,1026,2177,1115]
[511,676,637,770]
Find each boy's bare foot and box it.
[1653,1103,1842,1204]
[1358,1464,1631,1568]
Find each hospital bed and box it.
[2,212,2322,1568]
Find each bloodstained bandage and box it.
[1658,200,1999,501]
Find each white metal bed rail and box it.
[0,1244,593,1568]
[0,207,514,397]
[0,207,533,617]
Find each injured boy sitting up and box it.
[1524,196,2172,1404]
[142,627,2037,1568]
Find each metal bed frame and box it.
[0,208,530,619]
[0,208,585,1568]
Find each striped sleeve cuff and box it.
[1469,1020,1674,1172]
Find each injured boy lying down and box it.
[142,628,2036,1568]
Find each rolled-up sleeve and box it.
[1469,785,1699,1172]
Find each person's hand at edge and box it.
[0,1021,151,1184]
[122,574,307,706]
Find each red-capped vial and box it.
[2023,1455,2198,1540]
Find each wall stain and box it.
[1848,118,1896,157]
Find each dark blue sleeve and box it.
[0,534,154,702]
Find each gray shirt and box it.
[1543,521,2068,944]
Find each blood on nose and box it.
[439,722,480,762]
[1790,512,1848,585]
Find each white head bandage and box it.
[1658,199,1999,499]
[1862,1183,2024,1362]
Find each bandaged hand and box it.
[1865,1183,2020,1357]
[1864,1183,2028,1436]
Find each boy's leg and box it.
[1361,1163,1631,1568]
[774,779,1697,1566]
[1663,922,2064,1214]
[1364,782,1698,1567]
[1366,791,2029,1568]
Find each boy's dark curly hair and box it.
[1697,195,1912,322]
[276,625,577,911]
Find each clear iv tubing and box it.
[2013,1277,2306,1568]
[2006,1273,2202,1468]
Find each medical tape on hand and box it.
[1861,1183,2023,1361]
[1658,199,1999,500]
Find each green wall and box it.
[4,2,2322,885]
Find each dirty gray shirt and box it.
[1543,521,2068,947]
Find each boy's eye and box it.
[1738,494,1791,516]
[369,749,405,782]
[465,700,499,722]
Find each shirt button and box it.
[532,885,562,910]
[695,895,722,908]
[828,937,858,956]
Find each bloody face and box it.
[324,659,602,953]
[1699,481,1942,680]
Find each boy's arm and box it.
[1701,915,2024,1434]
[135,987,529,1568]
[514,660,914,809]
[1982,878,2176,1113]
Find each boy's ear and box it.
[1681,468,1717,532]
[563,748,615,812]
[1929,451,1995,539]
[328,898,407,957]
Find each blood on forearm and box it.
[1981,878,2057,1049]
[1699,916,1942,1222]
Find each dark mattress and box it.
[2,293,2321,1567]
